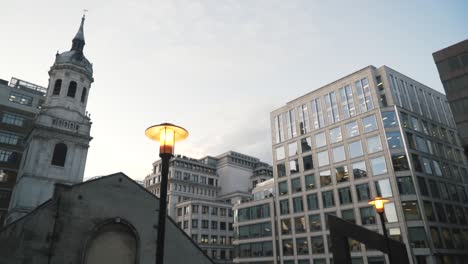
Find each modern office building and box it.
[433,39,468,157]
[234,65,468,264]
[0,77,47,225]
[144,151,273,263]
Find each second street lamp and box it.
[369,196,391,263]
[146,123,188,264]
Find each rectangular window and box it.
[408,227,428,248]
[417,177,429,196]
[375,179,392,198]
[282,239,294,256]
[302,155,313,171]
[338,187,352,204]
[304,174,315,190]
[9,91,33,106]
[315,132,326,148]
[325,92,340,124]
[2,113,25,126]
[301,137,312,153]
[362,115,378,133]
[311,98,325,129]
[322,191,335,208]
[370,156,387,175]
[0,150,16,163]
[296,237,309,255]
[285,109,297,139]
[345,121,359,138]
[348,140,363,158]
[366,135,383,153]
[281,219,292,235]
[386,131,403,149]
[291,178,302,193]
[397,176,415,195]
[317,150,329,167]
[275,146,285,160]
[329,127,342,143]
[274,114,284,143]
[309,214,321,231]
[341,209,355,224]
[280,199,289,215]
[360,207,376,225]
[310,236,325,254]
[423,201,436,221]
[402,201,421,221]
[335,165,349,183]
[355,79,367,112]
[289,159,299,174]
[288,142,298,157]
[297,104,310,135]
[0,132,19,145]
[293,197,304,213]
[392,154,409,171]
[319,170,332,187]
[352,161,367,179]
[279,181,288,195]
[356,183,370,202]
[294,216,306,234]
[332,145,346,162]
[277,163,286,177]
[381,111,398,128]
[306,193,319,211]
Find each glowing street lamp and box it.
[146,123,188,264]
[369,196,392,263]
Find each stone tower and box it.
[6,16,93,223]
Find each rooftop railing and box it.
[9,77,47,95]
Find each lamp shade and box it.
[145,123,188,154]
[368,196,390,213]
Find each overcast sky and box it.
[1,1,467,180]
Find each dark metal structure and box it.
[328,215,410,264]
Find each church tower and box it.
[6,16,94,223]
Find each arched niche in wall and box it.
[83,219,139,264]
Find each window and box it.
[381,111,398,128]
[302,155,313,171]
[200,235,209,244]
[2,113,25,126]
[338,187,352,204]
[319,170,332,187]
[423,201,436,221]
[335,166,349,183]
[80,87,87,103]
[220,222,226,230]
[289,159,299,174]
[67,81,77,98]
[315,132,326,148]
[282,239,294,256]
[280,199,289,215]
[304,174,315,190]
[202,220,209,229]
[339,85,356,118]
[397,176,415,195]
[306,193,319,211]
[288,142,298,156]
[298,104,310,135]
[348,140,363,159]
[291,178,302,193]
[360,207,376,225]
[430,227,443,248]
[301,137,312,153]
[329,127,342,143]
[406,132,416,149]
[9,91,33,106]
[417,177,429,196]
[370,156,387,175]
[51,143,67,166]
[276,146,285,160]
[191,219,198,228]
[0,132,19,145]
[386,131,403,149]
[362,115,377,133]
[0,150,16,163]
[366,135,382,153]
[375,179,392,198]
[408,227,428,248]
[341,209,355,224]
[294,216,306,233]
[434,203,446,222]
[309,214,321,231]
[356,183,370,202]
[325,92,340,124]
[202,206,209,214]
[281,219,292,235]
[384,202,398,223]
[279,181,288,195]
[277,163,286,177]
[296,237,309,255]
[322,191,335,208]
[310,236,325,253]
[317,150,329,167]
[355,78,374,112]
[285,109,297,139]
[392,154,409,171]
[402,201,421,220]
[352,161,367,179]
[332,145,346,162]
[345,121,359,138]
[211,221,218,229]
[53,79,62,95]
[416,136,428,153]
[311,98,325,129]
[293,197,304,213]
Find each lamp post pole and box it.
[378,211,392,263]
[369,196,392,264]
[155,153,172,264]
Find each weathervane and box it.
[83,9,88,18]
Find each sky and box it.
[0,1,467,180]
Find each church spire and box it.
[71,15,86,53]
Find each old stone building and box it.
[0,172,214,264]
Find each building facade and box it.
[234,65,468,264]
[144,151,273,263]
[0,78,47,224]
[6,16,93,223]
[433,39,468,157]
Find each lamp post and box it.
[368,196,391,263]
[146,123,188,264]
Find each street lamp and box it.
[146,123,188,264]
[369,196,391,263]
